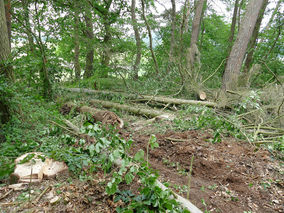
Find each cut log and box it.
[10,152,68,183]
[62,119,202,213]
[63,88,217,107]
[89,99,175,120]
[61,102,124,128]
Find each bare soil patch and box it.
[128,129,283,213]
[1,116,283,213]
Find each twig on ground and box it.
[33,185,51,204]
[187,154,194,200]
[165,137,189,142]
[49,120,80,136]
[0,189,13,201]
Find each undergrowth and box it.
[0,87,189,212]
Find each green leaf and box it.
[134,149,144,162]
[125,172,134,184]
[106,181,117,195]
[88,144,95,157]
[95,142,103,153]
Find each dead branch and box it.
[0,189,13,201]
[33,185,51,204]
[62,88,217,107]
[89,99,175,120]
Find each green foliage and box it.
[0,85,63,180]
[173,105,243,142]
[36,120,187,211]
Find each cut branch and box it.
[89,99,175,119]
[63,88,217,107]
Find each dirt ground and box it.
[127,127,284,213]
[1,116,283,213]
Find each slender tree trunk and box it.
[180,0,190,39]
[166,0,176,73]
[199,0,207,47]
[226,0,239,61]
[141,0,159,74]
[190,0,205,49]
[101,21,111,77]
[243,0,268,74]
[0,0,12,79]
[258,0,281,44]
[4,0,11,47]
[0,0,11,124]
[131,0,141,80]
[73,1,81,79]
[262,24,281,61]
[222,0,265,91]
[34,1,52,99]
[187,0,205,72]
[84,7,94,79]
[21,0,34,53]
[237,0,244,33]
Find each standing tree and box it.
[166,0,176,73]
[92,0,124,77]
[4,0,11,47]
[84,4,94,79]
[131,0,141,80]
[187,0,206,71]
[0,0,12,79]
[222,0,265,91]
[73,0,81,79]
[141,0,160,74]
[21,0,35,53]
[243,0,268,85]
[226,0,240,64]
[183,0,206,98]
[0,0,12,124]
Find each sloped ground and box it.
[127,128,283,212]
[1,114,283,213]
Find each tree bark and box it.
[141,0,159,74]
[101,22,111,77]
[4,0,11,47]
[63,87,217,107]
[0,0,12,79]
[62,102,124,128]
[183,0,206,95]
[222,0,265,91]
[0,0,12,124]
[226,0,239,63]
[166,0,176,73]
[190,0,205,49]
[180,0,190,40]
[243,0,268,74]
[237,0,244,33]
[90,99,175,119]
[84,6,94,79]
[131,0,142,80]
[187,0,206,70]
[34,1,52,99]
[73,0,81,79]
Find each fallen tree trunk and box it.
[61,102,124,128]
[89,99,175,120]
[62,119,202,213]
[63,88,217,107]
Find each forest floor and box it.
[0,98,283,213]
